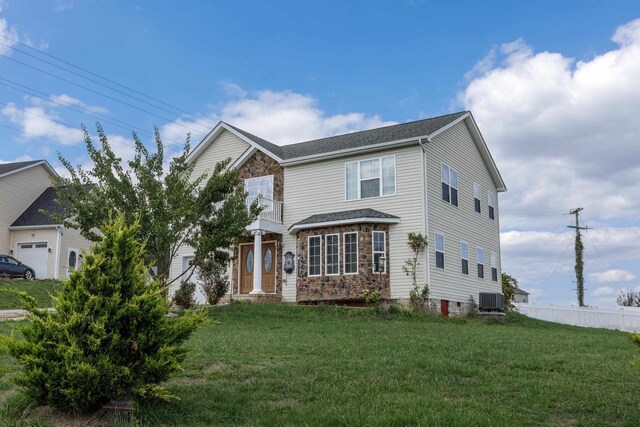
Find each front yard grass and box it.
[1,303,639,426]
[0,279,59,309]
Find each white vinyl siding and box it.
[308,236,322,277]
[372,231,386,273]
[283,144,424,301]
[343,232,358,274]
[427,120,502,302]
[345,155,396,200]
[325,234,340,276]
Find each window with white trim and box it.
[488,191,496,220]
[372,231,386,273]
[435,233,445,269]
[345,156,396,200]
[476,247,484,279]
[343,232,358,274]
[325,234,340,276]
[308,236,322,277]
[460,242,469,275]
[245,175,274,210]
[491,251,498,281]
[474,183,481,213]
[441,163,458,206]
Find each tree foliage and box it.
[402,233,430,310]
[0,215,206,413]
[618,289,640,307]
[501,272,518,312]
[52,124,258,286]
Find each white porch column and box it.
[250,230,265,295]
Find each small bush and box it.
[0,215,206,413]
[363,289,382,306]
[173,281,196,309]
[198,258,230,305]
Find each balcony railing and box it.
[247,197,283,224]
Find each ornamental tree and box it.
[0,215,206,413]
[51,124,259,287]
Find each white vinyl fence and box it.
[515,303,640,333]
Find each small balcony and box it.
[246,197,283,234]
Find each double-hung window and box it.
[441,163,459,206]
[474,183,481,213]
[488,191,496,220]
[491,251,498,282]
[343,232,358,274]
[308,236,322,277]
[372,231,386,273]
[345,156,395,200]
[476,247,484,279]
[435,233,445,269]
[325,234,340,276]
[245,175,274,210]
[460,242,469,275]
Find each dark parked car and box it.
[0,254,35,280]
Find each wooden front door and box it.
[239,242,276,294]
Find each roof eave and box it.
[288,217,401,234]
[0,160,59,180]
[9,224,62,230]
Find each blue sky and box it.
[1,0,640,307]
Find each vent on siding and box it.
[479,293,505,312]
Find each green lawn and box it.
[0,279,59,309]
[1,303,639,426]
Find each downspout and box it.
[54,226,62,279]
[418,138,432,288]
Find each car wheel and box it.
[24,269,34,280]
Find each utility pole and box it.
[568,208,588,306]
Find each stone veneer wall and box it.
[231,150,285,296]
[296,224,390,302]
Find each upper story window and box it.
[435,233,445,269]
[325,234,340,276]
[345,156,396,200]
[245,175,274,210]
[308,235,322,277]
[372,231,387,273]
[488,191,496,220]
[460,242,469,275]
[491,251,498,282]
[476,247,484,279]
[474,183,481,213]
[441,163,458,207]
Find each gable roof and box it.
[0,160,58,179]
[10,187,65,228]
[289,208,400,233]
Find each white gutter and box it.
[8,224,62,230]
[54,226,62,280]
[419,138,432,288]
[289,217,401,234]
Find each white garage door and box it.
[16,242,48,279]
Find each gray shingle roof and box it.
[290,208,400,231]
[11,187,66,227]
[0,160,42,176]
[514,288,530,296]
[226,112,467,161]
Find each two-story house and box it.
[0,160,91,280]
[169,111,506,313]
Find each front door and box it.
[239,242,276,294]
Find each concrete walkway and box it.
[0,308,55,321]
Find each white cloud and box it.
[0,154,33,163]
[52,94,108,114]
[592,286,616,297]
[589,269,637,284]
[2,102,84,145]
[160,86,397,147]
[0,16,20,55]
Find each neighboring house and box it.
[0,160,92,280]
[169,111,507,313]
[514,288,529,304]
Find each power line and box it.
[0,33,216,127]
[0,53,210,135]
[533,236,574,304]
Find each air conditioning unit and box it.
[479,293,505,312]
